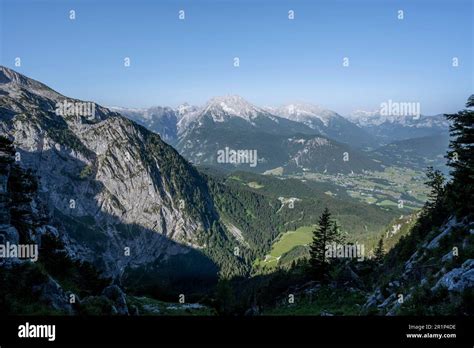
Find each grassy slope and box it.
[255,226,314,269]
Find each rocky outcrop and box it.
[362,216,473,315]
[0,66,228,280]
[425,217,461,250]
[32,276,73,314]
[102,285,129,315]
[432,259,474,293]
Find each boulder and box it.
[426,217,459,250]
[362,288,384,310]
[441,251,454,263]
[432,259,474,293]
[32,276,73,314]
[102,285,129,315]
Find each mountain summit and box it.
[0,66,63,100]
[269,103,339,127]
[202,95,264,121]
[269,102,376,149]
[0,66,32,85]
[349,109,450,144]
[177,95,272,133]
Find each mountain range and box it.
[0,66,471,318]
[0,66,397,290]
[115,95,449,174]
[348,110,449,144]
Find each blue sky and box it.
[0,0,472,115]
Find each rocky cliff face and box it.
[0,135,62,254]
[363,216,474,315]
[0,66,224,280]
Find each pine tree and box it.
[331,220,346,245]
[374,236,384,264]
[309,208,339,280]
[424,166,445,210]
[445,95,474,216]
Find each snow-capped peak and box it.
[349,109,449,128]
[270,102,339,127]
[350,109,381,118]
[203,95,264,121]
[350,109,414,126]
[176,103,199,118]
